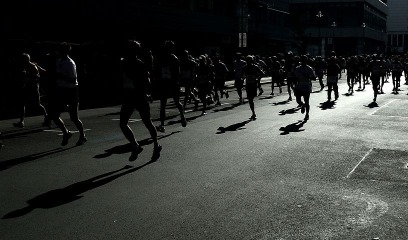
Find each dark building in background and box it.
[1,0,296,117]
[290,0,388,57]
[1,0,295,56]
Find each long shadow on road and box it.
[2,164,152,219]
[0,147,76,172]
[279,120,306,135]
[216,119,252,134]
[279,107,300,115]
[94,131,181,159]
[319,101,336,110]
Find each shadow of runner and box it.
[0,147,76,171]
[93,131,181,159]
[216,119,252,134]
[272,100,291,106]
[2,164,153,219]
[364,101,379,108]
[319,101,336,110]
[279,120,306,135]
[279,107,300,115]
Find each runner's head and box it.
[246,55,254,64]
[125,40,141,56]
[164,40,175,54]
[300,55,308,65]
[21,53,31,65]
[59,42,71,56]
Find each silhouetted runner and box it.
[294,55,316,121]
[49,42,86,146]
[119,40,161,161]
[155,41,187,133]
[13,53,50,128]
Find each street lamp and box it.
[316,11,324,56]
[331,21,337,52]
[362,22,366,54]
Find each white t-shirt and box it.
[56,56,78,88]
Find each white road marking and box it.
[369,99,398,116]
[346,148,373,179]
[111,118,142,123]
[43,129,92,136]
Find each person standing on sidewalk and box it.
[13,53,50,128]
[294,55,316,121]
[49,42,86,146]
[119,40,161,161]
[155,40,187,133]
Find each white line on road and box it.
[43,129,92,136]
[369,99,398,116]
[346,148,374,179]
[111,118,142,123]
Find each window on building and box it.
[392,34,397,46]
[405,35,408,47]
[398,34,403,47]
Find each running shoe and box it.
[13,122,24,128]
[129,145,143,161]
[151,145,162,162]
[304,114,309,121]
[76,136,88,146]
[61,131,73,146]
[156,125,165,133]
[181,117,187,127]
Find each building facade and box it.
[1,0,295,56]
[386,0,408,53]
[289,0,388,57]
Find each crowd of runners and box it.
[2,40,408,160]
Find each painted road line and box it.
[369,99,398,116]
[43,129,92,136]
[111,118,142,123]
[346,148,374,179]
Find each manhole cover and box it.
[348,148,408,183]
[371,99,408,117]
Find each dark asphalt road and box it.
[1,76,408,239]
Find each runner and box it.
[294,55,316,121]
[284,52,297,101]
[391,57,403,93]
[194,55,214,115]
[233,52,247,104]
[212,55,229,106]
[180,50,198,108]
[270,56,282,96]
[346,56,358,94]
[326,56,342,102]
[243,55,264,120]
[119,40,161,161]
[155,40,187,133]
[314,56,327,91]
[369,55,383,103]
[49,42,87,146]
[13,53,50,128]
